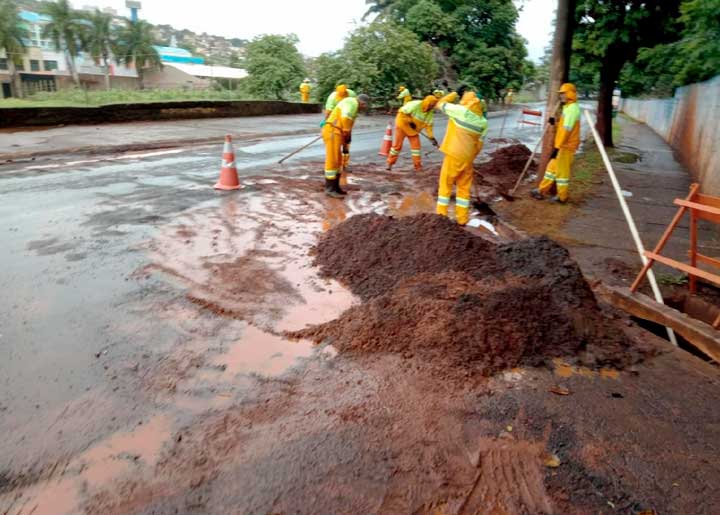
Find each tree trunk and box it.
[596,56,623,148]
[137,67,144,90]
[539,0,576,176]
[64,45,80,87]
[8,59,24,98]
[102,55,111,91]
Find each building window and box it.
[43,60,58,71]
[0,58,7,70]
[15,61,24,71]
[30,60,40,71]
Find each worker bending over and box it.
[434,87,488,225]
[324,84,357,172]
[322,93,370,198]
[397,85,411,105]
[531,82,581,203]
[300,79,311,103]
[387,95,439,172]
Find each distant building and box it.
[0,10,138,97]
[144,46,247,89]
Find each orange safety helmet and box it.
[460,91,483,115]
[335,84,349,99]
[558,83,577,102]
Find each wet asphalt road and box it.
[0,107,540,480]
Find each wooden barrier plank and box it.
[596,284,720,363]
[644,252,720,286]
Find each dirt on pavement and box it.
[475,144,535,199]
[292,214,653,377]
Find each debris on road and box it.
[290,214,656,377]
[475,143,536,200]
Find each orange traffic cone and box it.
[214,134,240,190]
[378,122,393,157]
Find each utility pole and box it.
[538,0,576,176]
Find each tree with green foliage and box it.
[619,0,720,97]
[41,0,85,87]
[81,9,114,91]
[363,0,529,100]
[315,21,438,104]
[573,0,681,146]
[114,19,162,90]
[0,0,27,98]
[244,34,305,100]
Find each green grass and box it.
[0,87,263,108]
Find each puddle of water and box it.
[387,191,435,217]
[212,325,316,377]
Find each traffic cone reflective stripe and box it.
[378,122,393,157]
[214,134,241,190]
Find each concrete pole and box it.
[539,0,576,176]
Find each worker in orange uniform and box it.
[321,93,370,198]
[299,79,311,103]
[324,84,357,172]
[386,95,439,172]
[531,83,581,203]
[434,86,488,225]
[397,85,411,105]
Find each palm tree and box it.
[81,9,114,90]
[114,19,161,90]
[0,0,28,98]
[40,0,84,87]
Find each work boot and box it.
[530,188,545,200]
[334,176,347,196]
[549,195,566,204]
[325,179,343,199]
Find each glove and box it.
[548,117,555,126]
[431,137,439,147]
[456,85,469,97]
[409,122,417,130]
[320,120,326,128]
[550,147,559,159]
[344,133,352,145]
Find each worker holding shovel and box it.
[531,82,581,203]
[324,84,357,172]
[386,95,439,172]
[434,87,488,225]
[322,93,370,198]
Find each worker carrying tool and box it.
[531,82,581,203]
[397,85,412,105]
[299,79,311,103]
[434,86,488,225]
[322,93,370,198]
[386,95,439,172]
[323,84,358,171]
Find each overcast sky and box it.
[72,0,555,62]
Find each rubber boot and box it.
[325,179,343,199]
[334,176,347,196]
[530,188,545,200]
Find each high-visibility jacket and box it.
[397,98,435,138]
[300,83,311,94]
[436,92,488,164]
[555,90,581,151]
[324,89,357,114]
[325,96,359,137]
[397,87,411,104]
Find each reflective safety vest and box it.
[397,87,411,104]
[325,89,357,113]
[300,83,311,94]
[438,100,488,164]
[397,99,435,138]
[326,96,359,134]
[554,101,581,151]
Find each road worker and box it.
[531,82,581,203]
[434,87,488,225]
[387,95,439,172]
[433,88,446,99]
[323,84,358,171]
[397,85,411,105]
[505,87,514,105]
[299,79,311,103]
[322,93,370,198]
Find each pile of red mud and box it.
[475,144,535,196]
[290,214,652,375]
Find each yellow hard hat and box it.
[558,83,576,94]
[421,95,438,112]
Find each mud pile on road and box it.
[475,143,535,196]
[291,213,650,375]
